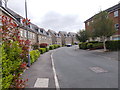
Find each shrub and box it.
[80,42,88,49]
[53,44,58,49]
[88,41,99,43]
[92,43,103,49]
[78,42,82,49]
[40,43,48,48]
[2,41,22,88]
[30,50,40,64]
[49,45,54,50]
[39,48,46,54]
[53,44,60,49]
[106,40,120,51]
[87,43,93,49]
[32,43,39,50]
[45,47,49,52]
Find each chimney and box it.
[4,0,7,8]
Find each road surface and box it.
[52,46,118,88]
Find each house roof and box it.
[68,32,76,37]
[59,31,67,36]
[48,29,60,37]
[84,3,120,23]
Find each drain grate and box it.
[89,67,108,73]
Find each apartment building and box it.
[38,28,52,45]
[84,3,120,41]
[59,31,72,45]
[68,32,78,44]
[48,30,62,45]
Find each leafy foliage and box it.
[1,15,30,88]
[49,45,54,50]
[106,40,120,51]
[39,48,46,54]
[30,50,40,64]
[76,30,89,42]
[91,11,116,51]
[40,43,48,48]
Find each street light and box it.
[25,0,31,67]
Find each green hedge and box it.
[2,41,22,88]
[45,47,49,52]
[49,45,54,50]
[39,48,46,54]
[30,50,40,64]
[79,42,88,49]
[106,40,120,51]
[53,44,60,49]
[79,42,103,50]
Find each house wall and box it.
[85,5,120,41]
[56,37,62,45]
[65,37,72,45]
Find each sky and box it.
[5,0,119,33]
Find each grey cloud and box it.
[37,11,83,32]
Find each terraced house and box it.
[48,30,62,45]
[0,1,78,47]
[84,3,120,41]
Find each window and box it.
[114,24,119,30]
[114,10,118,17]
[24,30,27,37]
[20,30,23,37]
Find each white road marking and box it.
[51,52,60,90]
[34,78,49,88]
[89,67,108,73]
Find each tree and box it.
[91,11,116,51]
[76,29,89,42]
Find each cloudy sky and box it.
[6,0,119,33]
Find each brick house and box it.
[84,3,120,41]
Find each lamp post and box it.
[25,0,31,67]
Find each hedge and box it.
[30,50,40,64]
[106,40,120,51]
[79,42,88,49]
[49,45,54,50]
[79,42,103,50]
[40,43,48,48]
[2,41,22,88]
[53,44,60,49]
[39,48,46,54]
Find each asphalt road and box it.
[52,45,118,88]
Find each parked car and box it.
[66,44,72,47]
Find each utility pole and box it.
[25,0,31,67]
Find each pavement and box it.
[21,45,119,88]
[21,50,56,88]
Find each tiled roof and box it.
[59,31,67,35]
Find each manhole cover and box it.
[89,67,108,73]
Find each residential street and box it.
[52,46,118,88]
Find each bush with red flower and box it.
[40,43,48,48]
[1,15,30,88]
